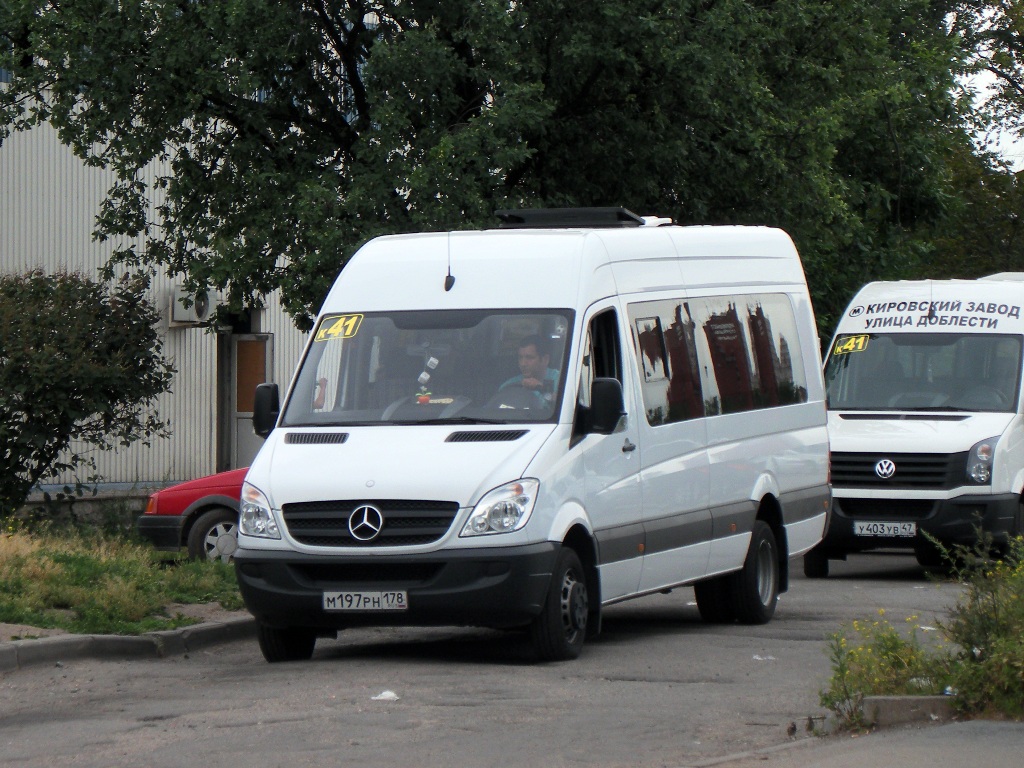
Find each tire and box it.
[732,520,779,625]
[257,624,317,663]
[186,507,238,562]
[694,575,736,623]
[914,540,947,570]
[531,548,588,661]
[803,548,829,579]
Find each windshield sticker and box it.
[833,334,869,355]
[315,314,363,342]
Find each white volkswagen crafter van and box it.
[236,208,831,662]
[810,275,1024,577]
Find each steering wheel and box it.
[381,395,413,419]
[486,385,545,410]
[960,385,1009,410]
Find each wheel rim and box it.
[755,538,777,606]
[204,522,238,562]
[559,568,588,644]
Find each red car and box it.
[136,468,247,562]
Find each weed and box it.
[821,535,1024,727]
[820,609,951,729]
[0,528,242,635]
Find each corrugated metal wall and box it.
[1,120,308,488]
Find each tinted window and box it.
[629,294,808,424]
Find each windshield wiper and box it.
[388,417,510,425]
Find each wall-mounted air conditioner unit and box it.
[169,286,216,326]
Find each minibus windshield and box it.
[281,309,573,427]
[824,332,1022,412]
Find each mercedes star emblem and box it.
[348,504,384,542]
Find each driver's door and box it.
[575,304,644,601]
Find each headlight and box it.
[966,436,998,485]
[461,479,539,537]
[239,482,281,539]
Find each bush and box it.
[941,539,1024,717]
[0,270,174,516]
[821,536,1024,727]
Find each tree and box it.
[953,1,1024,137]
[925,140,1024,277]
[0,271,175,516]
[0,1,993,332]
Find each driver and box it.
[500,335,560,406]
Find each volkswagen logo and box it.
[348,504,384,542]
[874,459,896,479]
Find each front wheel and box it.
[733,520,779,625]
[257,624,317,663]
[803,547,829,579]
[187,507,238,562]
[531,548,588,661]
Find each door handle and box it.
[622,439,637,453]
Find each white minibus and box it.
[235,208,831,661]
[812,275,1024,576]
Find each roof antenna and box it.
[444,231,456,292]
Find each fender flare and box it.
[750,472,780,508]
[548,500,593,544]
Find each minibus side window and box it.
[628,300,704,425]
[630,294,808,422]
[573,309,623,441]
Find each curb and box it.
[860,695,957,728]
[0,616,256,673]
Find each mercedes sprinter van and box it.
[235,208,830,662]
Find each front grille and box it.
[835,498,935,519]
[281,499,459,547]
[831,452,967,489]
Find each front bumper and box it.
[136,514,185,551]
[819,492,1019,555]
[233,541,560,631]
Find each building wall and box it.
[0,120,308,489]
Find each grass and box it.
[820,534,1024,728]
[0,522,243,636]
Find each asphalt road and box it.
[0,554,969,768]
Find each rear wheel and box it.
[257,624,317,663]
[531,548,588,661]
[694,575,736,623]
[733,520,779,625]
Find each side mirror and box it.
[252,383,280,438]
[589,378,626,434]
